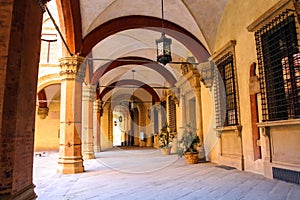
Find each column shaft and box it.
[93,100,101,152]
[82,85,96,159]
[194,86,205,160]
[57,56,84,174]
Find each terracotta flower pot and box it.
[184,152,199,164]
[161,147,171,155]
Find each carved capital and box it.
[59,56,85,81]
[36,0,51,13]
[37,107,49,119]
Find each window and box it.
[255,11,300,121]
[168,96,177,132]
[215,54,239,127]
[40,33,58,63]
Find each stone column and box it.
[155,102,163,131]
[179,92,186,129]
[153,103,162,148]
[93,99,101,152]
[194,85,206,160]
[57,56,85,174]
[82,84,96,159]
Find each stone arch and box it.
[91,56,177,86]
[81,15,210,62]
[100,79,160,102]
[37,74,62,93]
[56,0,82,54]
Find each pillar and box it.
[155,102,163,132]
[93,99,101,152]
[194,85,205,160]
[57,56,84,174]
[82,84,95,159]
[0,0,42,199]
[179,92,186,130]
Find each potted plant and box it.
[177,125,200,164]
[158,123,175,155]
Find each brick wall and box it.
[0,0,42,198]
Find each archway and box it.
[91,56,177,86]
[81,16,210,62]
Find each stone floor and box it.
[33,148,300,200]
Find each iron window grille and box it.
[255,11,300,121]
[168,96,177,132]
[215,53,239,127]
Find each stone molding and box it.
[257,118,300,128]
[215,125,243,138]
[210,40,236,62]
[247,0,293,32]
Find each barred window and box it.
[215,54,239,127]
[168,96,177,132]
[255,11,300,121]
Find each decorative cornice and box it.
[247,0,293,32]
[215,125,243,137]
[211,40,236,62]
[257,119,300,127]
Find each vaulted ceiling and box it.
[48,0,230,103]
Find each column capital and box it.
[59,55,85,81]
[37,106,49,119]
[83,84,96,102]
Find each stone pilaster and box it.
[82,84,96,159]
[57,55,84,174]
[93,99,101,152]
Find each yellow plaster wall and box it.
[200,82,219,161]
[34,101,60,151]
[208,0,281,174]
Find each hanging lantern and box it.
[156,32,172,65]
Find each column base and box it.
[57,156,84,174]
[93,146,101,152]
[83,152,95,160]
[1,184,37,200]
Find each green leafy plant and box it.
[177,124,200,157]
[158,123,175,149]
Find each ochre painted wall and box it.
[207,0,281,174]
[34,100,60,151]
